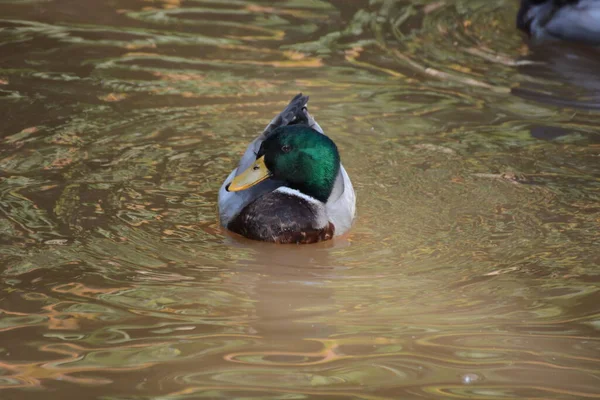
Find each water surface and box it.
[1,0,599,399]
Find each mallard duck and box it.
[517,0,600,44]
[218,94,355,244]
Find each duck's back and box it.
[519,0,600,44]
[547,1,600,43]
[227,188,334,244]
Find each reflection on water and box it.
[0,0,599,399]
[514,42,600,110]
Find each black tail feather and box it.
[263,93,311,137]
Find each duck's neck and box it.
[287,180,332,203]
[276,186,323,205]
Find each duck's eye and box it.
[281,145,292,153]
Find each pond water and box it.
[1,0,599,399]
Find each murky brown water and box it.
[1,0,599,399]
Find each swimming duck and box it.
[517,0,600,44]
[218,94,355,244]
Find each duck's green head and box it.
[228,125,340,203]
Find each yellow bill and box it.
[227,156,271,192]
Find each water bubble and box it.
[461,373,480,384]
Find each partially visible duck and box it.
[517,0,600,44]
[218,94,355,244]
